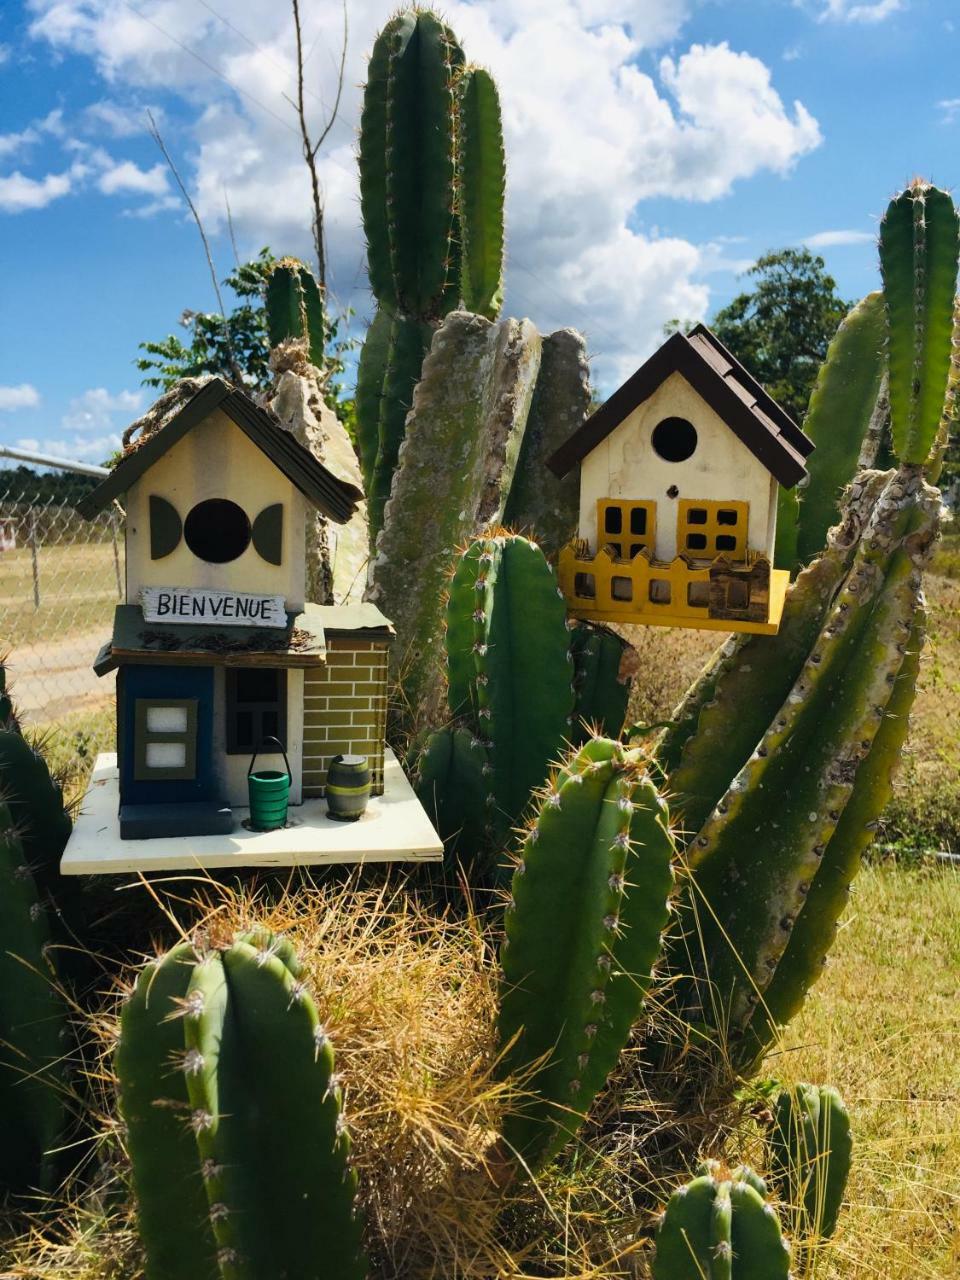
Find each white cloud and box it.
[96,159,168,195]
[19,433,122,463]
[24,0,823,389]
[0,384,41,411]
[939,98,960,124]
[61,387,142,431]
[82,99,155,137]
[811,0,904,22]
[0,169,72,212]
[0,126,41,159]
[804,229,875,247]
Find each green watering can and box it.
[247,736,292,832]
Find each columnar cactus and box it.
[0,798,67,1195]
[265,257,325,369]
[458,66,506,320]
[880,179,960,464]
[653,1163,792,1280]
[497,737,674,1171]
[569,622,632,743]
[656,182,956,1072]
[356,10,507,538]
[793,290,889,568]
[768,1083,852,1243]
[0,725,73,925]
[116,934,365,1280]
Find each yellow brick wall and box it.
[302,637,389,797]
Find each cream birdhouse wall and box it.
[577,371,779,563]
[124,408,308,610]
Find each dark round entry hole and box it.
[652,416,698,463]
[184,498,251,564]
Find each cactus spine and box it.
[880,179,960,464]
[653,1164,791,1280]
[265,258,325,369]
[0,798,67,1194]
[458,67,506,320]
[768,1083,852,1243]
[497,738,674,1170]
[117,935,365,1280]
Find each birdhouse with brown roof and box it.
[65,378,441,867]
[547,324,814,635]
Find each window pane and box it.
[630,507,647,535]
[146,705,188,733]
[146,742,187,769]
[235,711,254,749]
[717,509,739,526]
[603,506,623,535]
[236,668,280,703]
[262,711,279,741]
[687,508,708,525]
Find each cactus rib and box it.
[769,1083,852,1243]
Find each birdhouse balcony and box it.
[557,539,790,635]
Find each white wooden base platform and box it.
[61,751,443,875]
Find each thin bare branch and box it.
[223,187,241,269]
[146,111,245,386]
[290,0,348,288]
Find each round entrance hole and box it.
[651,416,698,463]
[184,498,251,564]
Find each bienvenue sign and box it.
[141,586,287,629]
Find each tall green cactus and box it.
[356,10,507,534]
[653,1163,792,1280]
[497,737,674,1171]
[0,726,73,928]
[676,467,938,1067]
[359,10,463,320]
[459,67,506,320]
[0,798,67,1195]
[265,257,325,368]
[768,1083,852,1243]
[794,290,888,567]
[418,535,635,874]
[569,622,632,743]
[880,179,960,464]
[117,935,365,1280]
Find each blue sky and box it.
[1,0,959,465]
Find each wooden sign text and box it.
[141,586,287,629]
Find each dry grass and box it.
[773,862,960,1280]
[2,877,666,1280]
[2,863,958,1279]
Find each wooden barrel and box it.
[326,754,371,822]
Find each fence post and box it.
[29,507,40,609]
[111,508,123,599]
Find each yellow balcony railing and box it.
[557,541,789,635]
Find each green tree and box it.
[136,248,356,419]
[709,248,851,422]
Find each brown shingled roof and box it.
[77,378,364,524]
[547,323,814,488]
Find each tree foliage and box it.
[136,248,356,419]
[710,248,851,423]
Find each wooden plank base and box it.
[62,750,443,875]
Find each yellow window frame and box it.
[597,499,656,561]
[677,499,749,561]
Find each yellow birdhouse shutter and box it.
[677,500,748,560]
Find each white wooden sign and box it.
[141,586,287,628]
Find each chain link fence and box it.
[1,461,123,758]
